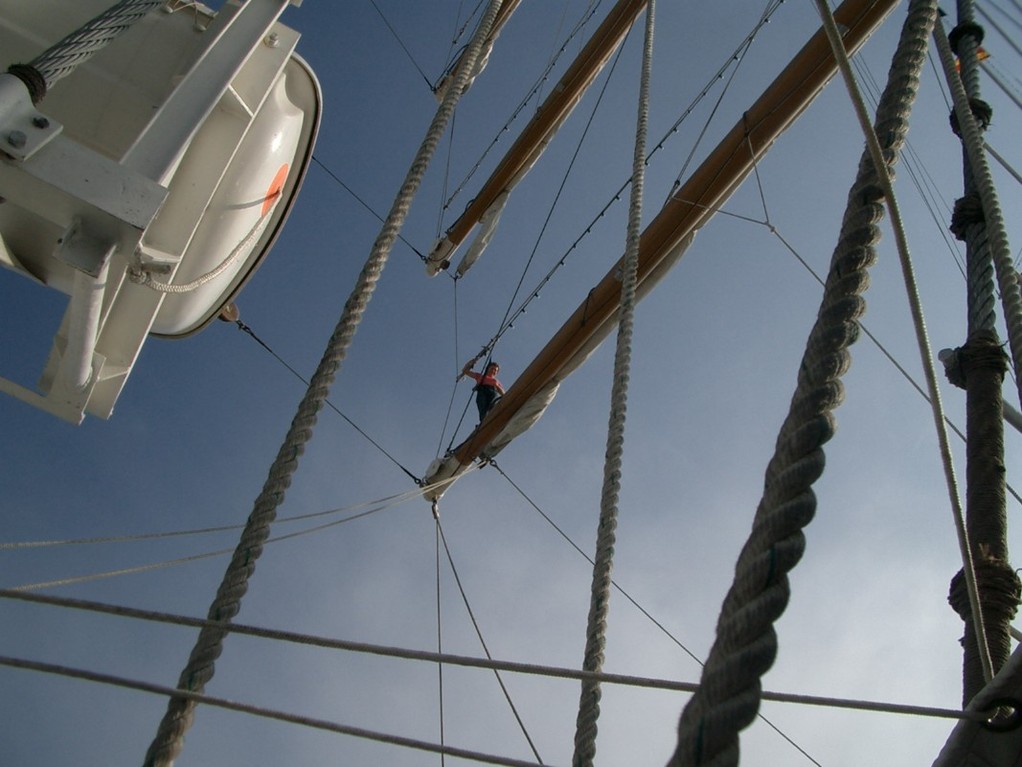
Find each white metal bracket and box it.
[0,74,62,161]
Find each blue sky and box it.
[3,1,1022,765]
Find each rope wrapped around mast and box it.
[668,2,937,765]
[141,2,506,765]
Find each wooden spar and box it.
[425,0,900,488]
[425,0,648,274]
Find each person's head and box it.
[486,362,500,375]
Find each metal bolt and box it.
[7,130,26,149]
[264,32,279,48]
[31,116,49,129]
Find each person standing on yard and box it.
[461,357,504,422]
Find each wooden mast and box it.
[425,0,901,490]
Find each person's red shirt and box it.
[465,367,504,393]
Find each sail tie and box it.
[141,2,506,765]
[669,2,940,764]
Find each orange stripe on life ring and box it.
[262,163,290,216]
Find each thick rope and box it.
[491,462,823,766]
[141,3,504,764]
[27,0,164,91]
[669,3,938,765]
[571,4,654,766]
[933,20,1022,406]
[818,0,997,701]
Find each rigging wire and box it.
[437,109,458,240]
[436,278,470,457]
[849,55,968,278]
[8,483,457,592]
[1,653,546,767]
[440,1,606,215]
[665,0,785,198]
[466,0,793,358]
[489,463,823,767]
[442,0,475,78]
[231,317,423,484]
[365,0,436,91]
[0,589,994,725]
[665,0,782,198]
[436,516,544,763]
[446,0,486,56]
[976,2,1022,60]
[0,487,432,550]
[533,0,590,105]
[490,21,633,360]
[311,155,430,264]
[435,514,447,767]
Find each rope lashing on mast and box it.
[9,0,164,99]
[570,3,654,767]
[935,5,1022,702]
[949,554,1022,706]
[669,3,939,765]
[934,19,1022,405]
[942,328,1020,704]
[141,2,506,765]
[950,193,984,238]
[948,98,992,136]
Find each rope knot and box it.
[950,193,984,240]
[949,98,992,137]
[948,555,1021,624]
[940,331,1007,389]
[948,22,985,55]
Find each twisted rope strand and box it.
[571,4,654,765]
[669,3,938,765]
[29,0,165,90]
[141,3,505,764]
